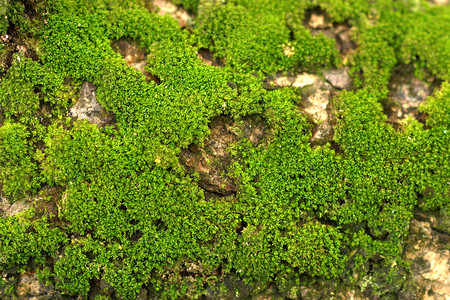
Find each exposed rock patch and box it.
[305,9,357,55]
[180,116,265,196]
[16,272,57,299]
[68,82,115,127]
[323,67,353,90]
[197,48,224,67]
[385,64,438,128]
[429,0,449,5]
[265,72,337,146]
[111,38,160,84]
[151,0,192,27]
[265,72,321,89]
[404,214,450,300]
[0,196,31,218]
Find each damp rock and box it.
[180,116,265,196]
[152,0,192,27]
[68,82,115,127]
[404,217,450,299]
[323,67,353,90]
[16,273,55,298]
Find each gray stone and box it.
[5,200,30,217]
[323,68,353,90]
[68,82,115,127]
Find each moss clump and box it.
[0,209,68,271]
[0,0,449,299]
[193,0,339,73]
[0,122,40,199]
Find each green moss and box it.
[400,5,450,81]
[0,209,68,271]
[0,0,9,35]
[171,0,200,13]
[0,122,40,199]
[192,0,339,73]
[0,57,70,124]
[0,0,449,298]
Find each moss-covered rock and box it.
[0,0,448,298]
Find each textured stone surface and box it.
[404,217,450,300]
[111,38,160,83]
[152,0,191,27]
[324,68,353,90]
[68,82,115,126]
[180,116,265,196]
[16,273,55,298]
[4,199,30,217]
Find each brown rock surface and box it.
[404,216,450,300]
[324,67,353,90]
[197,48,223,67]
[111,38,160,83]
[305,10,356,55]
[152,0,192,27]
[266,72,337,146]
[299,77,336,145]
[16,273,56,299]
[180,116,265,196]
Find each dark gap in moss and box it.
[197,48,223,67]
[129,230,143,241]
[179,116,245,196]
[0,27,16,75]
[304,7,356,55]
[88,277,104,299]
[385,63,439,130]
[317,216,339,228]
[363,224,389,242]
[329,140,342,154]
[34,186,64,224]
[4,20,40,63]
[111,38,160,84]
[129,219,139,225]
[154,218,167,231]
[235,220,247,236]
